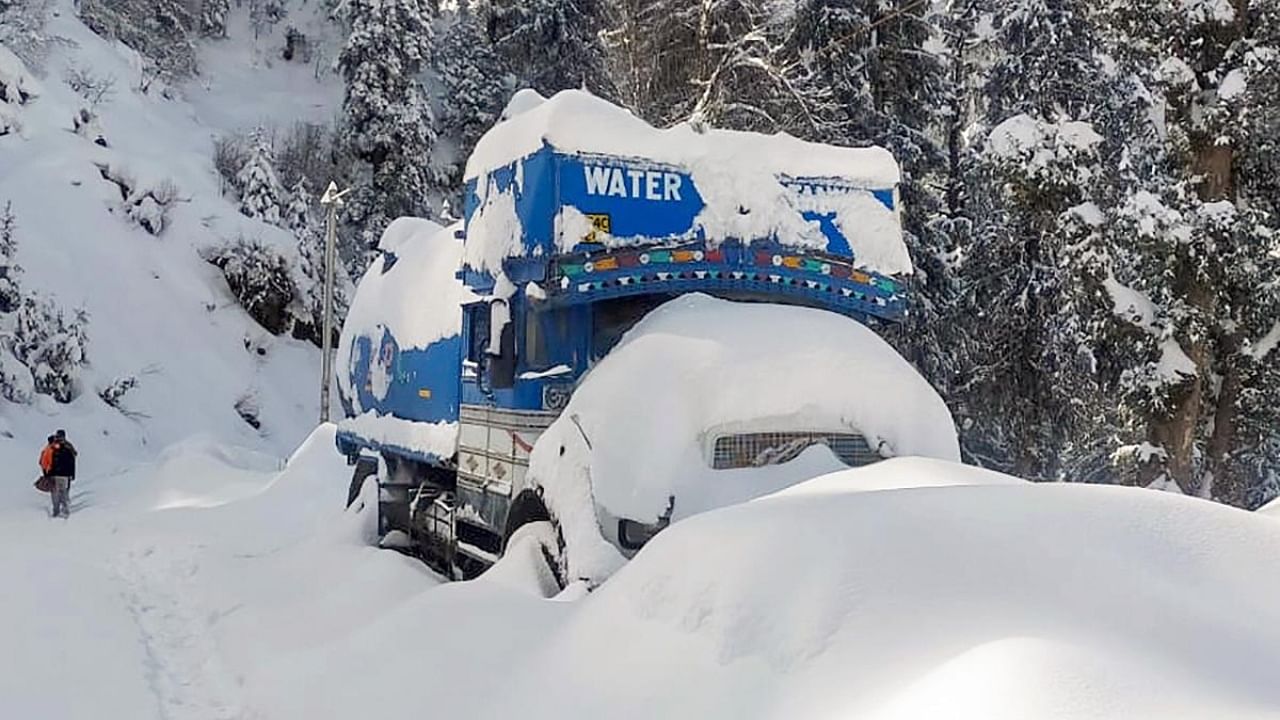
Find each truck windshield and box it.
[591,295,674,359]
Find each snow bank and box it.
[496,468,1280,719]
[337,219,475,404]
[467,89,900,187]
[528,293,958,581]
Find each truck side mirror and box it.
[488,299,515,389]
[491,320,515,389]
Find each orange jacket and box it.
[39,443,55,474]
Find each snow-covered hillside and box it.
[0,0,344,482]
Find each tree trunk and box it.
[1207,344,1245,505]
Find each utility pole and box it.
[318,181,352,424]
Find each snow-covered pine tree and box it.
[79,0,198,79]
[286,176,347,345]
[336,0,437,246]
[607,0,814,132]
[954,0,1128,482]
[483,0,614,99]
[432,0,511,193]
[236,129,285,226]
[200,0,229,38]
[0,201,21,313]
[1080,0,1280,505]
[787,0,956,409]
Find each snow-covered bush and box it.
[98,374,138,409]
[11,295,89,403]
[213,132,249,197]
[78,0,198,81]
[0,345,33,404]
[0,0,51,69]
[72,107,108,147]
[201,0,228,38]
[204,236,298,336]
[0,43,41,137]
[234,391,261,429]
[0,201,21,313]
[64,64,116,108]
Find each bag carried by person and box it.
[34,475,52,493]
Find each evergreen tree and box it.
[954,0,1126,481]
[337,0,437,244]
[1080,0,1280,505]
[0,201,21,313]
[433,0,511,192]
[787,0,955,414]
[236,130,285,226]
[200,0,228,38]
[484,0,614,99]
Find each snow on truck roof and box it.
[464,90,912,278]
[465,89,902,187]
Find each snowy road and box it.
[6,427,1280,720]
[0,426,440,720]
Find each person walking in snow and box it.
[46,430,77,518]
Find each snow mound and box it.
[529,293,959,582]
[466,89,900,188]
[771,455,1022,498]
[500,469,1280,719]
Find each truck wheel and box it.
[503,490,565,593]
[346,456,378,508]
[503,520,565,596]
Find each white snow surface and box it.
[7,426,1280,720]
[527,293,960,582]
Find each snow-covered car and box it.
[517,293,960,587]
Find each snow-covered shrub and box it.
[0,0,52,69]
[64,64,116,108]
[0,201,21,313]
[72,107,108,147]
[200,0,228,38]
[0,345,33,404]
[234,391,262,430]
[96,163,181,234]
[11,295,88,403]
[98,375,137,408]
[78,0,198,81]
[213,132,249,197]
[204,236,298,336]
[249,0,286,39]
[0,42,40,137]
[98,169,182,236]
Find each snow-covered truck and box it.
[335,90,959,587]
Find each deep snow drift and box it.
[6,423,1280,720]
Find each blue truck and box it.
[334,90,940,584]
